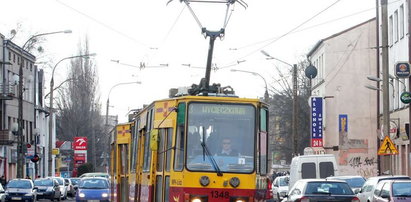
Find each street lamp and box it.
[17,30,71,178]
[48,53,95,177]
[105,81,142,126]
[230,69,268,101]
[261,50,299,156]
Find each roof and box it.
[307,18,376,57]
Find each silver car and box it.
[356,175,410,202]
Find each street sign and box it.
[311,97,323,147]
[52,148,60,155]
[400,92,411,104]
[378,136,399,155]
[395,62,411,78]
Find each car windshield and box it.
[279,177,289,186]
[305,182,354,195]
[79,179,109,189]
[7,180,32,189]
[70,178,80,185]
[34,179,53,186]
[392,182,411,197]
[54,178,63,185]
[186,103,256,174]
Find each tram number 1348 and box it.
[210,191,230,199]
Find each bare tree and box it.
[268,59,311,163]
[56,37,104,169]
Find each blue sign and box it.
[311,97,323,147]
[339,114,348,133]
[395,62,410,78]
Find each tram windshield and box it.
[186,102,255,173]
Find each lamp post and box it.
[230,69,268,101]
[261,50,299,156]
[17,30,71,178]
[48,53,95,177]
[105,81,142,126]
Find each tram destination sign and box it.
[395,62,411,78]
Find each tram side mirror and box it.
[150,129,159,151]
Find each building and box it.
[0,33,50,179]
[376,0,410,176]
[307,19,379,178]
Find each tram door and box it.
[118,144,129,202]
[154,128,173,202]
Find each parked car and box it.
[33,177,61,201]
[70,178,80,186]
[75,177,110,202]
[0,183,5,202]
[356,175,410,202]
[326,175,366,193]
[53,177,68,200]
[289,154,338,189]
[4,179,37,201]
[371,180,411,202]
[272,175,289,202]
[284,179,359,202]
[64,178,76,197]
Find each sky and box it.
[0,0,376,123]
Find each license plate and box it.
[87,200,99,202]
[11,197,22,200]
[37,193,43,195]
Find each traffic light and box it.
[31,154,40,163]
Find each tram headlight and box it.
[199,176,210,186]
[229,177,240,188]
[191,198,202,202]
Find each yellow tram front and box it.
[150,96,270,202]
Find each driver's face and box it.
[222,140,231,149]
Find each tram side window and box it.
[259,108,268,175]
[174,103,186,171]
[130,120,139,173]
[166,128,173,172]
[157,129,165,172]
[143,109,154,172]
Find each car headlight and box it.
[102,193,108,197]
[79,193,85,198]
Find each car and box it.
[79,172,110,179]
[4,179,37,202]
[272,176,289,202]
[326,175,366,193]
[53,177,68,200]
[33,177,61,201]
[356,175,411,202]
[75,177,110,202]
[284,179,359,202]
[70,178,80,186]
[64,178,76,197]
[0,183,5,202]
[371,180,411,202]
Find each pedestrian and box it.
[0,176,6,187]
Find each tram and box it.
[110,86,270,202]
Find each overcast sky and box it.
[0,0,376,122]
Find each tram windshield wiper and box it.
[201,141,223,176]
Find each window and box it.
[174,103,186,171]
[380,183,391,198]
[157,129,165,172]
[302,163,316,179]
[319,162,334,178]
[394,10,398,43]
[400,5,404,38]
[143,109,154,172]
[165,128,173,172]
[260,108,268,175]
[389,15,393,45]
[130,120,139,173]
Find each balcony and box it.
[0,130,14,145]
[0,83,15,100]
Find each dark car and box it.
[33,178,61,201]
[371,180,411,202]
[4,179,37,202]
[75,177,110,202]
[284,179,359,202]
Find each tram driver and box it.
[217,137,240,156]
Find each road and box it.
[38,197,76,201]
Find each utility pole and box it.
[381,0,391,174]
[292,64,298,155]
